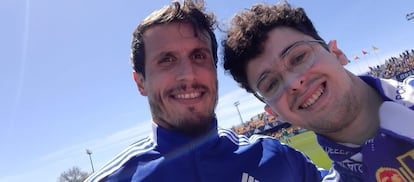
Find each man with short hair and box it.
[84,1,335,181]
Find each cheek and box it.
[145,75,168,95]
[201,69,218,83]
[268,100,290,120]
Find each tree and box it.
[57,166,89,182]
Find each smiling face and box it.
[246,27,361,134]
[134,22,218,136]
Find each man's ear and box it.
[328,40,349,65]
[133,72,147,96]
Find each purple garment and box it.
[317,76,414,181]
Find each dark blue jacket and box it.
[86,119,336,182]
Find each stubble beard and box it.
[174,106,216,136]
[149,89,218,136]
[308,85,360,135]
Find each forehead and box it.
[263,27,311,54]
[246,27,310,88]
[143,22,212,56]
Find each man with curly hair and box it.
[223,2,414,182]
[84,1,337,181]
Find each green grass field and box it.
[280,131,332,169]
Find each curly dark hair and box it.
[131,0,218,78]
[222,2,325,93]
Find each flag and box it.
[362,49,369,55]
[372,46,379,51]
[353,55,360,60]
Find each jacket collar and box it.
[151,118,219,154]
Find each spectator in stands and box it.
[281,128,291,144]
[222,2,414,182]
[367,49,414,79]
[84,1,336,181]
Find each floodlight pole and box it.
[234,101,244,124]
[86,149,95,173]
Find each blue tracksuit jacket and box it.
[85,119,337,182]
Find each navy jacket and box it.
[85,119,336,182]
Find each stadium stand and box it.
[366,49,414,80]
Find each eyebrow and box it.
[155,46,210,59]
[279,41,300,58]
[155,50,173,59]
[190,47,211,55]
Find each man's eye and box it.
[260,78,280,97]
[289,52,307,66]
[192,52,212,65]
[193,53,206,60]
[266,80,280,93]
[159,57,175,65]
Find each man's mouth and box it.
[174,92,202,99]
[300,83,325,109]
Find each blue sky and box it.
[1,0,413,181]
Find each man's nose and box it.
[285,72,305,93]
[176,59,196,81]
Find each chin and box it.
[178,114,214,135]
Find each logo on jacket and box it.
[241,173,259,182]
[376,149,414,182]
[394,79,414,107]
[376,167,405,182]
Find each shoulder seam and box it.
[85,136,156,182]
